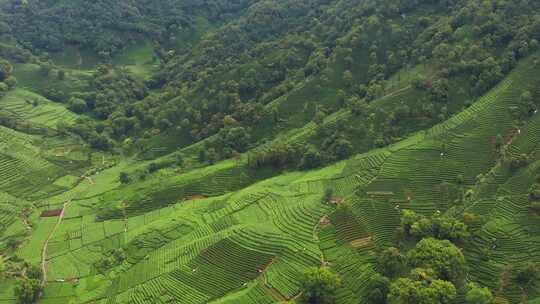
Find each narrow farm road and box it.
[41,200,70,286]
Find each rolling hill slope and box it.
[0,53,535,304]
[0,1,539,303]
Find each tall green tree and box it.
[15,278,42,304]
[300,267,342,304]
[465,283,493,304]
[407,238,466,283]
[378,247,406,277]
[388,276,456,304]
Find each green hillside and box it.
[0,0,539,304]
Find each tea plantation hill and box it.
[0,51,537,303]
[0,0,540,303]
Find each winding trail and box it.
[40,200,70,286]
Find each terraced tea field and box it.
[0,54,536,304]
[0,89,78,129]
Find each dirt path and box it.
[39,169,96,286]
[22,215,32,230]
[312,215,327,242]
[41,200,70,286]
[84,176,95,185]
[380,85,411,100]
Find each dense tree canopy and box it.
[400,210,470,243]
[378,247,406,277]
[300,267,342,304]
[3,0,538,158]
[407,238,466,283]
[0,0,256,55]
[465,283,494,304]
[388,275,456,304]
[14,265,42,304]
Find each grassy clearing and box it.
[50,46,102,70]
[112,41,158,79]
[12,63,92,93]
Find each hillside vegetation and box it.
[0,0,539,304]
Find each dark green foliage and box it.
[67,117,113,150]
[3,0,537,159]
[465,283,493,304]
[431,217,469,242]
[57,69,65,81]
[94,249,126,273]
[399,210,469,243]
[4,76,16,89]
[462,212,483,227]
[400,209,420,235]
[0,67,6,82]
[388,275,456,304]
[175,154,184,167]
[42,88,67,103]
[1,0,255,55]
[327,138,353,161]
[0,59,12,81]
[300,146,322,169]
[300,267,342,304]
[412,75,427,90]
[0,58,15,96]
[68,97,88,114]
[207,148,218,164]
[214,126,251,154]
[0,82,8,96]
[45,67,148,149]
[530,178,540,201]
[14,278,41,304]
[148,163,159,173]
[349,97,369,117]
[38,64,51,77]
[26,265,42,281]
[378,247,406,277]
[119,172,130,184]
[87,68,148,121]
[494,134,504,150]
[6,237,18,250]
[428,78,450,102]
[530,201,540,215]
[89,0,540,153]
[198,148,207,163]
[508,153,530,170]
[247,142,303,170]
[407,238,466,283]
[521,91,533,104]
[322,188,333,203]
[514,262,540,288]
[366,274,390,304]
[89,134,112,151]
[14,265,43,304]
[313,110,327,125]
